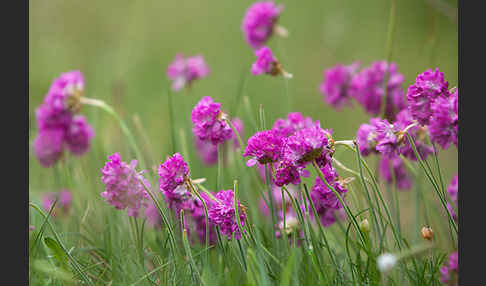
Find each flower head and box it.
[272,112,316,138]
[406,68,449,126]
[33,128,65,167]
[243,129,284,166]
[311,164,348,210]
[207,190,246,240]
[350,61,406,120]
[378,154,412,190]
[100,153,149,217]
[65,115,95,155]
[242,1,284,49]
[274,159,309,187]
[356,118,380,156]
[429,89,458,149]
[393,109,433,161]
[167,54,210,91]
[282,123,331,166]
[158,153,193,212]
[320,62,360,109]
[440,251,458,285]
[42,189,73,217]
[191,96,233,145]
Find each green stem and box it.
[81,97,146,169]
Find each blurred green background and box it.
[29,0,457,220]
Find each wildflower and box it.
[33,70,94,167]
[319,62,360,109]
[282,123,332,168]
[251,46,292,77]
[207,190,246,240]
[191,96,233,145]
[33,128,65,167]
[350,61,406,120]
[167,54,210,91]
[393,109,433,161]
[378,154,412,190]
[355,118,380,156]
[158,153,194,212]
[429,89,458,149]
[407,68,449,125]
[64,115,95,155]
[243,129,284,166]
[377,253,398,273]
[242,1,284,49]
[440,251,458,286]
[272,112,316,138]
[42,189,73,217]
[274,159,308,186]
[310,164,347,210]
[374,118,400,156]
[421,226,434,241]
[100,153,149,217]
[446,174,458,221]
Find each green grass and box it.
[29,0,457,284]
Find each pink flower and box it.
[167,54,210,91]
[242,1,284,49]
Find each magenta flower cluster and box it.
[158,153,192,212]
[34,71,94,167]
[440,251,458,286]
[251,46,277,75]
[42,189,73,217]
[406,69,457,149]
[191,96,233,146]
[100,153,149,217]
[207,190,246,240]
[167,54,210,91]
[320,61,406,121]
[241,1,284,49]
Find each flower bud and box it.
[359,218,370,233]
[421,226,434,241]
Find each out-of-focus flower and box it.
[250,46,291,78]
[207,190,246,240]
[33,128,65,168]
[242,1,284,49]
[167,54,210,91]
[378,154,412,190]
[429,89,458,149]
[440,251,458,286]
[320,62,360,109]
[100,153,149,217]
[42,189,73,217]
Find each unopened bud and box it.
[359,219,370,233]
[421,226,434,241]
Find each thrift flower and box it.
[274,159,309,186]
[311,164,347,210]
[282,123,331,166]
[167,54,210,91]
[406,68,449,126]
[429,89,458,149]
[243,129,284,166]
[33,128,64,167]
[272,112,316,138]
[440,251,458,286]
[251,46,291,77]
[64,115,95,155]
[242,1,284,49]
[320,62,360,109]
[100,153,149,217]
[355,118,380,156]
[374,118,400,156]
[158,153,193,212]
[207,190,246,240]
[350,61,406,120]
[42,189,73,217]
[191,96,233,145]
[393,109,433,161]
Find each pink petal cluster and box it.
[191,96,233,145]
[242,1,283,49]
[320,62,360,109]
[167,54,210,91]
[243,129,284,166]
[158,153,192,212]
[350,61,406,121]
[100,153,149,217]
[393,109,433,161]
[272,112,316,138]
[34,70,94,167]
[282,123,331,165]
[42,189,73,217]
[440,251,458,286]
[406,68,450,126]
[251,46,276,75]
[207,190,246,240]
[429,89,458,149]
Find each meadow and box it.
[29,0,458,285]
